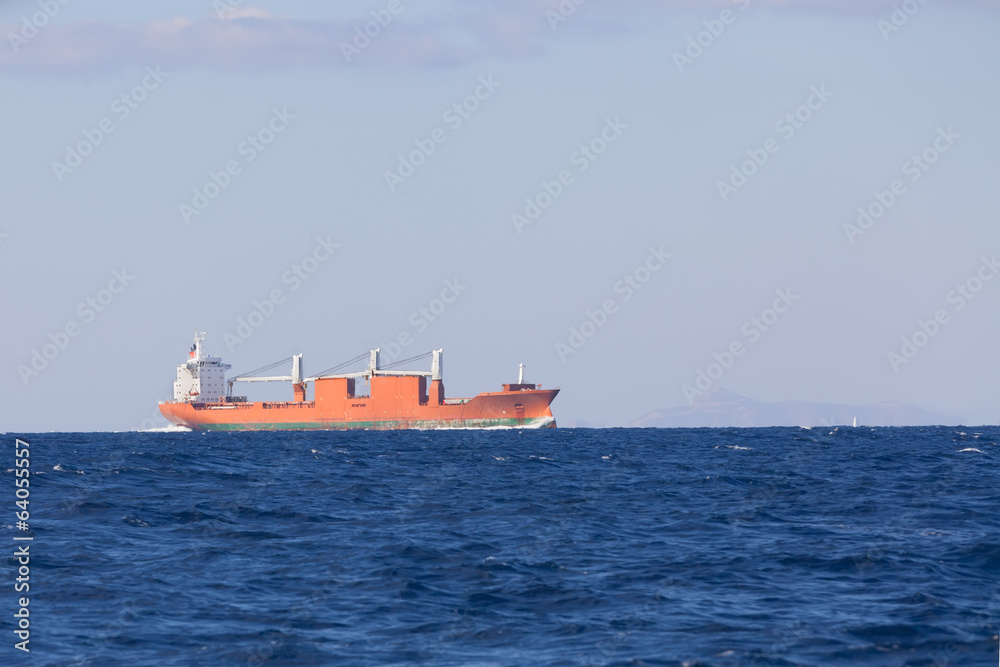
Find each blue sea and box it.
[8,427,1000,665]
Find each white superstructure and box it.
[173,332,231,403]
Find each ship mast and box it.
[431,349,443,381]
[192,330,206,361]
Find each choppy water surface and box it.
[12,427,1000,665]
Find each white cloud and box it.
[0,1,995,74]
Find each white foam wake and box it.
[424,416,557,431]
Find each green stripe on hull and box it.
[196,418,555,432]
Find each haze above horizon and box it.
[2,0,998,431]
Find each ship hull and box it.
[160,386,559,432]
[157,415,556,432]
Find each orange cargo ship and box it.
[159,333,558,431]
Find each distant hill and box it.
[630,389,965,428]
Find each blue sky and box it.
[2,0,999,430]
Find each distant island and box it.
[627,389,964,428]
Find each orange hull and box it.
[160,376,558,431]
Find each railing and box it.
[193,401,244,410]
[190,400,315,410]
